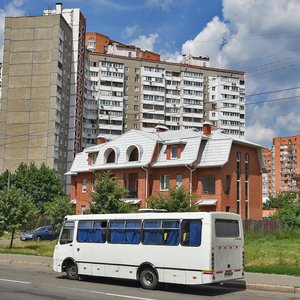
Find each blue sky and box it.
[1,0,300,147]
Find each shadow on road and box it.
[56,275,246,297]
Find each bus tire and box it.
[66,261,79,280]
[139,267,158,290]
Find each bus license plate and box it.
[224,270,233,277]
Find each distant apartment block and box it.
[263,135,300,196]
[83,32,246,147]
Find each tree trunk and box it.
[9,228,15,249]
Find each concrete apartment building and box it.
[263,135,300,196]
[83,32,246,147]
[67,123,263,220]
[0,3,85,187]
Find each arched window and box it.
[104,148,117,164]
[107,151,115,163]
[127,145,141,162]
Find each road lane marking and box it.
[66,287,158,300]
[0,278,31,285]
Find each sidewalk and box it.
[0,253,299,294]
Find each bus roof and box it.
[64,212,241,222]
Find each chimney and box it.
[55,2,62,14]
[203,121,212,136]
[97,136,107,145]
[155,124,169,133]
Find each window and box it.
[77,220,107,243]
[245,153,249,219]
[143,220,180,246]
[109,220,141,244]
[107,150,116,163]
[225,175,231,194]
[92,152,98,164]
[202,175,215,194]
[60,222,74,244]
[160,175,169,191]
[176,174,182,187]
[215,219,239,238]
[181,220,202,247]
[128,146,139,162]
[236,152,241,214]
[82,179,87,193]
[171,145,178,159]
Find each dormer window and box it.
[92,153,98,164]
[127,145,141,162]
[129,147,138,161]
[104,148,117,164]
[88,152,98,165]
[171,145,178,159]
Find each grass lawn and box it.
[0,230,299,276]
[244,229,300,276]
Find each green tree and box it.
[44,195,74,230]
[263,192,297,209]
[149,187,197,212]
[0,170,14,191]
[264,192,300,228]
[0,187,37,248]
[89,171,131,214]
[13,162,64,212]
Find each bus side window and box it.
[181,220,202,247]
[60,222,74,244]
[77,220,107,243]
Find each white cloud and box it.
[122,25,138,38]
[170,0,300,146]
[130,33,159,52]
[246,123,277,146]
[0,0,26,61]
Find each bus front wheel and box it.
[139,268,158,290]
[66,262,79,280]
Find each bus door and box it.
[54,221,75,264]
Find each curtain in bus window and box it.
[94,221,105,243]
[189,221,202,246]
[110,221,126,244]
[165,221,180,245]
[78,221,94,242]
[126,221,141,244]
[143,221,163,245]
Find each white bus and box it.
[53,212,244,290]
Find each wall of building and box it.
[70,142,262,219]
[0,15,72,184]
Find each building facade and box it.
[82,39,246,147]
[0,4,85,187]
[67,124,263,220]
[262,135,300,196]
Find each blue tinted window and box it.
[181,220,202,247]
[77,220,107,243]
[109,220,141,244]
[143,220,180,246]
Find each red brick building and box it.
[67,124,263,219]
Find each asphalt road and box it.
[0,264,298,300]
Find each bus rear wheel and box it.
[139,268,158,290]
[66,262,79,280]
